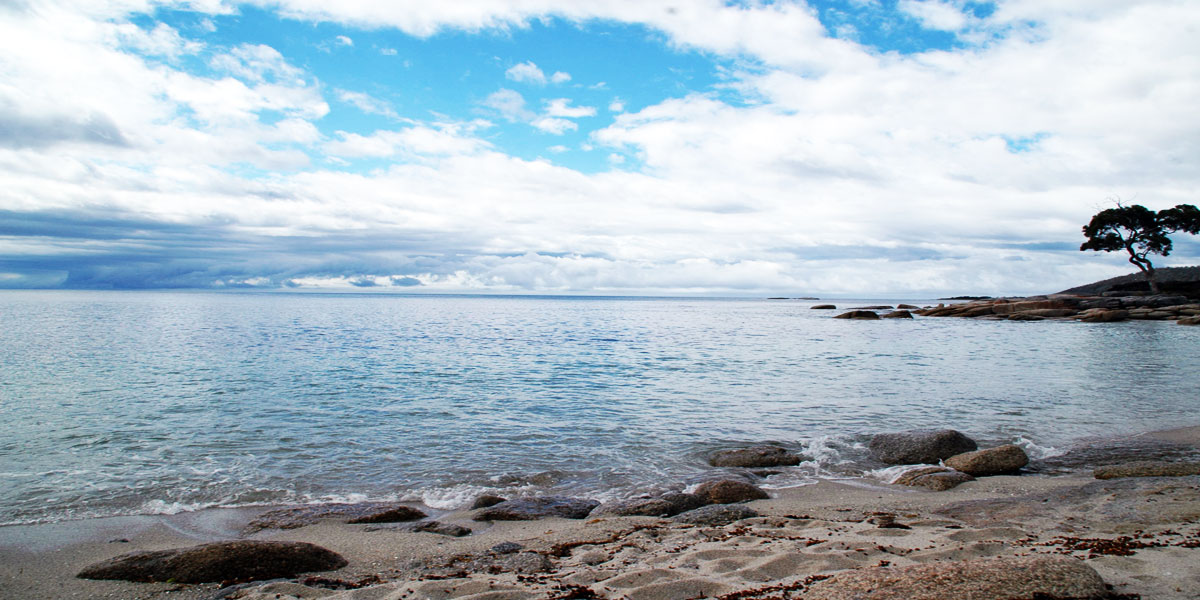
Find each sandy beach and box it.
[2,427,1198,600]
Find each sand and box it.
[2,425,1198,600]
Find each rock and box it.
[1179,315,1200,325]
[851,305,893,310]
[833,310,880,320]
[944,444,1029,476]
[470,494,507,509]
[245,502,422,532]
[811,304,837,309]
[694,479,769,504]
[991,300,1072,315]
[896,304,918,309]
[880,310,913,319]
[869,429,978,465]
[802,555,1107,600]
[1094,461,1200,479]
[472,496,599,521]
[673,504,759,526]
[406,521,472,537]
[490,542,524,554]
[592,492,706,517]
[346,505,427,524]
[892,466,974,491]
[708,445,802,468]
[1077,308,1129,322]
[77,541,347,583]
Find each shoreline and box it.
[2,424,1199,599]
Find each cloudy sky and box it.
[1,0,1197,297]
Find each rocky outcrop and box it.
[673,504,759,526]
[1077,308,1129,322]
[77,541,347,583]
[869,429,977,465]
[802,555,1107,600]
[811,304,837,309]
[694,479,769,504]
[892,466,974,491]
[708,445,801,468]
[593,493,706,517]
[916,291,1200,322]
[472,496,599,521]
[1180,315,1200,325]
[880,310,913,319]
[944,444,1029,476]
[833,310,880,320]
[1093,461,1200,479]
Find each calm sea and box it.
[1,290,1197,525]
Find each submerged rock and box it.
[673,504,759,526]
[893,466,975,491]
[694,479,769,504]
[1094,461,1200,479]
[944,444,1029,476]
[869,429,977,465]
[77,540,346,583]
[470,495,507,509]
[472,496,599,521]
[708,445,802,468]
[803,555,1107,600]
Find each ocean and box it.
[1,290,1197,525]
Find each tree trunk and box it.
[1129,255,1160,294]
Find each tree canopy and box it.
[1080,202,1200,294]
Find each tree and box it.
[1080,202,1200,294]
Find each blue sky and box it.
[1,1,1198,296]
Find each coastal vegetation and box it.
[1080,202,1200,294]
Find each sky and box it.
[1,0,1198,297]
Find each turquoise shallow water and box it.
[1,290,1197,524]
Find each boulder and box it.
[708,445,801,468]
[673,504,759,526]
[880,310,913,319]
[1093,461,1200,479]
[1177,315,1200,325]
[694,479,769,504]
[346,505,427,524]
[811,304,837,309]
[802,555,1107,600]
[472,496,599,521]
[944,444,1029,476]
[592,493,706,517]
[869,429,977,465]
[77,541,347,583]
[892,466,974,491]
[833,310,880,320]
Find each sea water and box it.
[1,290,1197,525]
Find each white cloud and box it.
[505,61,547,84]
[531,116,577,135]
[550,71,571,83]
[608,99,625,113]
[547,145,569,153]
[482,88,532,121]
[898,0,969,31]
[380,47,397,55]
[324,123,491,159]
[335,35,353,46]
[336,89,399,119]
[544,98,595,118]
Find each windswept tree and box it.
[1080,202,1200,294]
